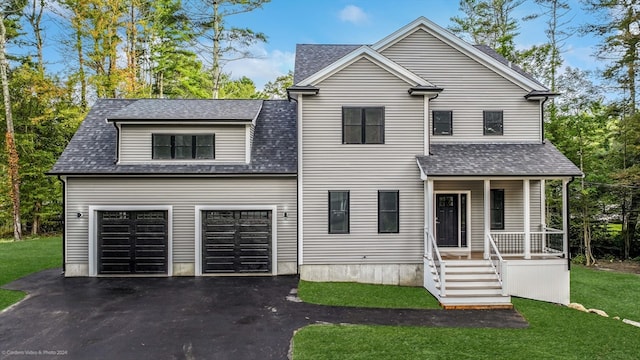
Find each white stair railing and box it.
[486,232,507,296]
[425,227,446,297]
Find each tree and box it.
[258,70,292,99]
[0,1,26,240]
[218,73,258,98]
[582,0,640,259]
[450,0,524,62]
[188,0,270,98]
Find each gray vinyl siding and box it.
[119,124,246,163]
[66,177,296,264]
[434,180,542,252]
[381,28,541,143]
[302,57,425,265]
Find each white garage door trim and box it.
[195,205,278,276]
[89,205,173,277]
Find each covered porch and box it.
[416,143,583,308]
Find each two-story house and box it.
[50,17,582,308]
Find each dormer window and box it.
[152,134,215,160]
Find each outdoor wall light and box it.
[283,212,288,218]
[76,212,82,218]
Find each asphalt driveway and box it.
[0,270,527,360]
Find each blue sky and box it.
[221,0,601,89]
[26,0,602,91]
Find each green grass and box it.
[0,235,62,310]
[571,265,640,320]
[294,267,640,359]
[298,281,440,309]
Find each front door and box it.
[436,194,459,247]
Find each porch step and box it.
[424,258,511,308]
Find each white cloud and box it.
[222,46,295,90]
[338,5,369,25]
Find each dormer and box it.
[106,99,263,165]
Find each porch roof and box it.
[417,143,583,178]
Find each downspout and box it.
[58,176,66,274]
[566,176,575,270]
[540,96,549,144]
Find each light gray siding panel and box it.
[302,58,425,265]
[119,124,246,163]
[382,28,541,143]
[66,177,296,265]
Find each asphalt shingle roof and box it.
[293,42,548,91]
[49,99,297,175]
[294,44,361,83]
[417,143,582,177]
[107,99,264,121]
[473,45,548,90]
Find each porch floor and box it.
[441,251,565,261]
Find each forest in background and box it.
[1,0,639,265]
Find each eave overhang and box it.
[409,86,444,97]
[524,90,560,100]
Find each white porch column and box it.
[540,179,546,227]
[524,179,531,259]
[484,179,491,259]
[562,178,569,258]
[425,180,434,257]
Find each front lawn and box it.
[0,236,62,310]
[571,265,640,321]
[294,267,640,359]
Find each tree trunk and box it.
[26,0,45,74]
[31,201,40,235]
[212,0,220,99]
[0,12,22,241]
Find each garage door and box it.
[202,210,272,274]
[97,211,168,275]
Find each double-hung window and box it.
[433,111,452,135]
[490,189,505,230]
[483,111,503,135]
[328,191,350,234]
[342,107,384,144]
[378,191,399,233]
[152,134,215,160]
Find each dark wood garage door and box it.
[97,211,168,275]
[202,210,272,274]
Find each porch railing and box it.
[490,227,565,257]
[486,232,507,296]
[425,227,446,297]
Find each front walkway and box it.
[0,270,527,360]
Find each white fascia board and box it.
[416,159,428,180]
[372,17,545,91]
[252,101,263,126]
[298,46,433,87]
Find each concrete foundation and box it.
[64,264,89,277]
[173,263,195,276]
[277,262,297,275]
[300,264,423,286]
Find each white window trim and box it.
[194,205,278,276]
[88,205,173,277]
